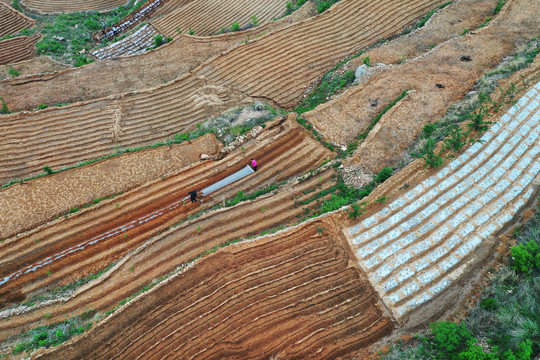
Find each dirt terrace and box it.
[306,0,540,174]
[0,2,35,38]
[0,133,222,240]
[21,0,125,14]
[0,35,39,65]
[34,218,394,360]
[0,119,333,337]
[152,0,289,37]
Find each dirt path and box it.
[34,218,394,360]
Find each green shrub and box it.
[154,34,164,48]
[411,137,445,168]
[480,298,497,311]
[425,322,475,359]
[493,0,505,14]
[511,240,540,274]
[188,27,195,35]
[8,67,20,78]
[37,104,48,110]
[231,21,240,31]
[375,167,393,183]
[251,15,258,27]
[43,166,53,174]
[362,56,372,67]
[443,125,470,152]
[0,97,8,114]
[422,122,437,138]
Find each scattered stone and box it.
[200,154,213,160]
[341,166,374,189]
[460,55,472,62]
[355,64,368,80]
[53,36,66,41]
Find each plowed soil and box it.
[22,0,125,14]
[0,133,222,240]
[0,35,38,65]
[34,218,394,360]
[0,3,35,38]
[0,119,333,339]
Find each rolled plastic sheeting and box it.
[201,165,254,196]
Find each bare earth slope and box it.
[35,218,394,360]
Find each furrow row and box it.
[198,0,445,107]
[0,35,37,65]
[23,0,125,13]
[152,0,288,37]
[35,222,393,360]
[348,81,540,318]
[0,3,34,38]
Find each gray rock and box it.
[355,64,368,80]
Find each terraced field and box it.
[306,0,540,174]
[0,74,251,185]
[152,0,289,37]
[0,3,35,38]
[0,35,38,65]
[35,219,394,360]
[348,82,540,319]
[22,0,126,13]
[1,0,539,358]
[198,0,449,108]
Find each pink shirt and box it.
[251,159,257,167]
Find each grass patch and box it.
[295,69,356,114]
[12,314,93,355]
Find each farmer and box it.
[251,158,258,172]
[188,190,198,203]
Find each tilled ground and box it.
[33,218,394,360]
[0,120,333,341]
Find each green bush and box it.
[422,122,437,138]
[480,298,497,311]
[411,137,445,168]
[8,67,20,78]
[231,21,240,31]
[511,240,540,274]
[154,34,164,48]
[375,167,393,183]
[43,166,53,174]
[0,97,8,114]
[37,104,48,110]
[425,322,475,359]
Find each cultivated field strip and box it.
[152,0,289,37]
[0,2,35,38]
[0,125,332,301]
[198,0,448,108]
[22,0,125,13]
[0,134,221,240]
[0,138,333,340]
[36,220,394,360]
[93,24,163,60]
[0,35,38,65]
[0,74,251,185]
[347,82,540,319]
